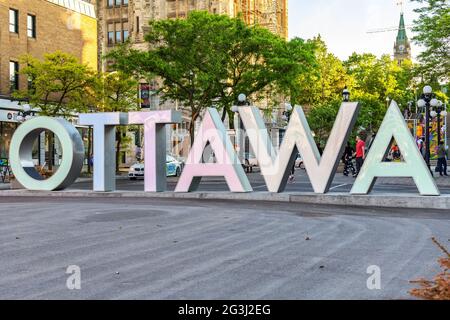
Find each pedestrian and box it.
[416,136,424,155]
[354,135,365,176]
[436,141,448,176]
[288,163,295,183]
[342,142,356,177]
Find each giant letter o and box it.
[9,117,84,190]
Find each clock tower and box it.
[393,13,411,65]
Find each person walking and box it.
[342,142,356,177]
[354,135,365,177]
[436,141,448,176]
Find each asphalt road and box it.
[69,170,450,194]
[0,196,448,299]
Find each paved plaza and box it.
[0,194,448,299]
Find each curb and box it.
[0,189,449,210]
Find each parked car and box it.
[295,153,304,169]
[128,155,183,180]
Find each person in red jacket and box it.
[354,135,365,177]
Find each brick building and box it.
[0,0,97,160]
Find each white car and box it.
[128,155,183,180]
[295,153,304,169]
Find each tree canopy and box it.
[108,11,316,139]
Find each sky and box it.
[288,0,423,61]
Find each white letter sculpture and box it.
[9,117,84,190]
[238,103,360,193]
[351,101,439,196]
[79,112,128,192]
[128,110,182,192]
[175,108,252,192]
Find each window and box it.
[136,16,139,34]
[122,21,129,42]
[9,61,19,91]
[115,30,121,43]
[115,0,121,6]
[27,15,36,38]
[107,23,114,45]
[9,9,18,33]
[115,22,121,43]
[107,0,114,8]
[123,0,129,5]
[107,31,114,45]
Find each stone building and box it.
[94,0,288,71]
[0,0,97,160]
[93,0,289,161]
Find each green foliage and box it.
[108,11,315,136]
[411,0,450,82]
[296,37,351,106]
[13,51,96,116]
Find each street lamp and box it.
[430,99,446,144]
[282,102,293,122]
[16,104,34,122]
[232,93,249,162]
[342,87,350,102]
[417,85,436,174]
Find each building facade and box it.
[0,0,97,160]
[95,0,288,71]
[393,12,411,65]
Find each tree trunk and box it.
[116,130,122,173]
[188,120,195,147]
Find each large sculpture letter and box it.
[175,108,252,192]
[351,101,439,196]
[128,110,182,192]
[238,103,360,193]
[9,117,84,190]
[79,113,128,191]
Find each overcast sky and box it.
[288,0,423,61]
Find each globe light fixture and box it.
[342,87,350,102]
[430,98,439,107]
[417,99,426,108]
[423,85,432,95]
[430,110,437,118]
[238,93,247,104]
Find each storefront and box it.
[0,100,22,161]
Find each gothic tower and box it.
[393,12,411,65]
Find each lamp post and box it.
[342,87,350,102]
[281,102,293,123]
[232,94,248,162]
[16,104,35,122]
[417,85,435,174]
[430,99,446,144]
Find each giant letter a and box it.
[175,108,252,192]
[351,101,439,196]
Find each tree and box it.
[108,11,316,142]
[296,36,351,107]
[13,51,96,170]
[92,71,140,172]
[411,0,450,82]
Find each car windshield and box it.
[166,155,175,162]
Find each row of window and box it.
[107,21,129,45]
[9,8,37,38]
[8,61,34,93]
[107,0,129,8]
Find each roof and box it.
[45,0,96,18]
[396,13,408,42]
